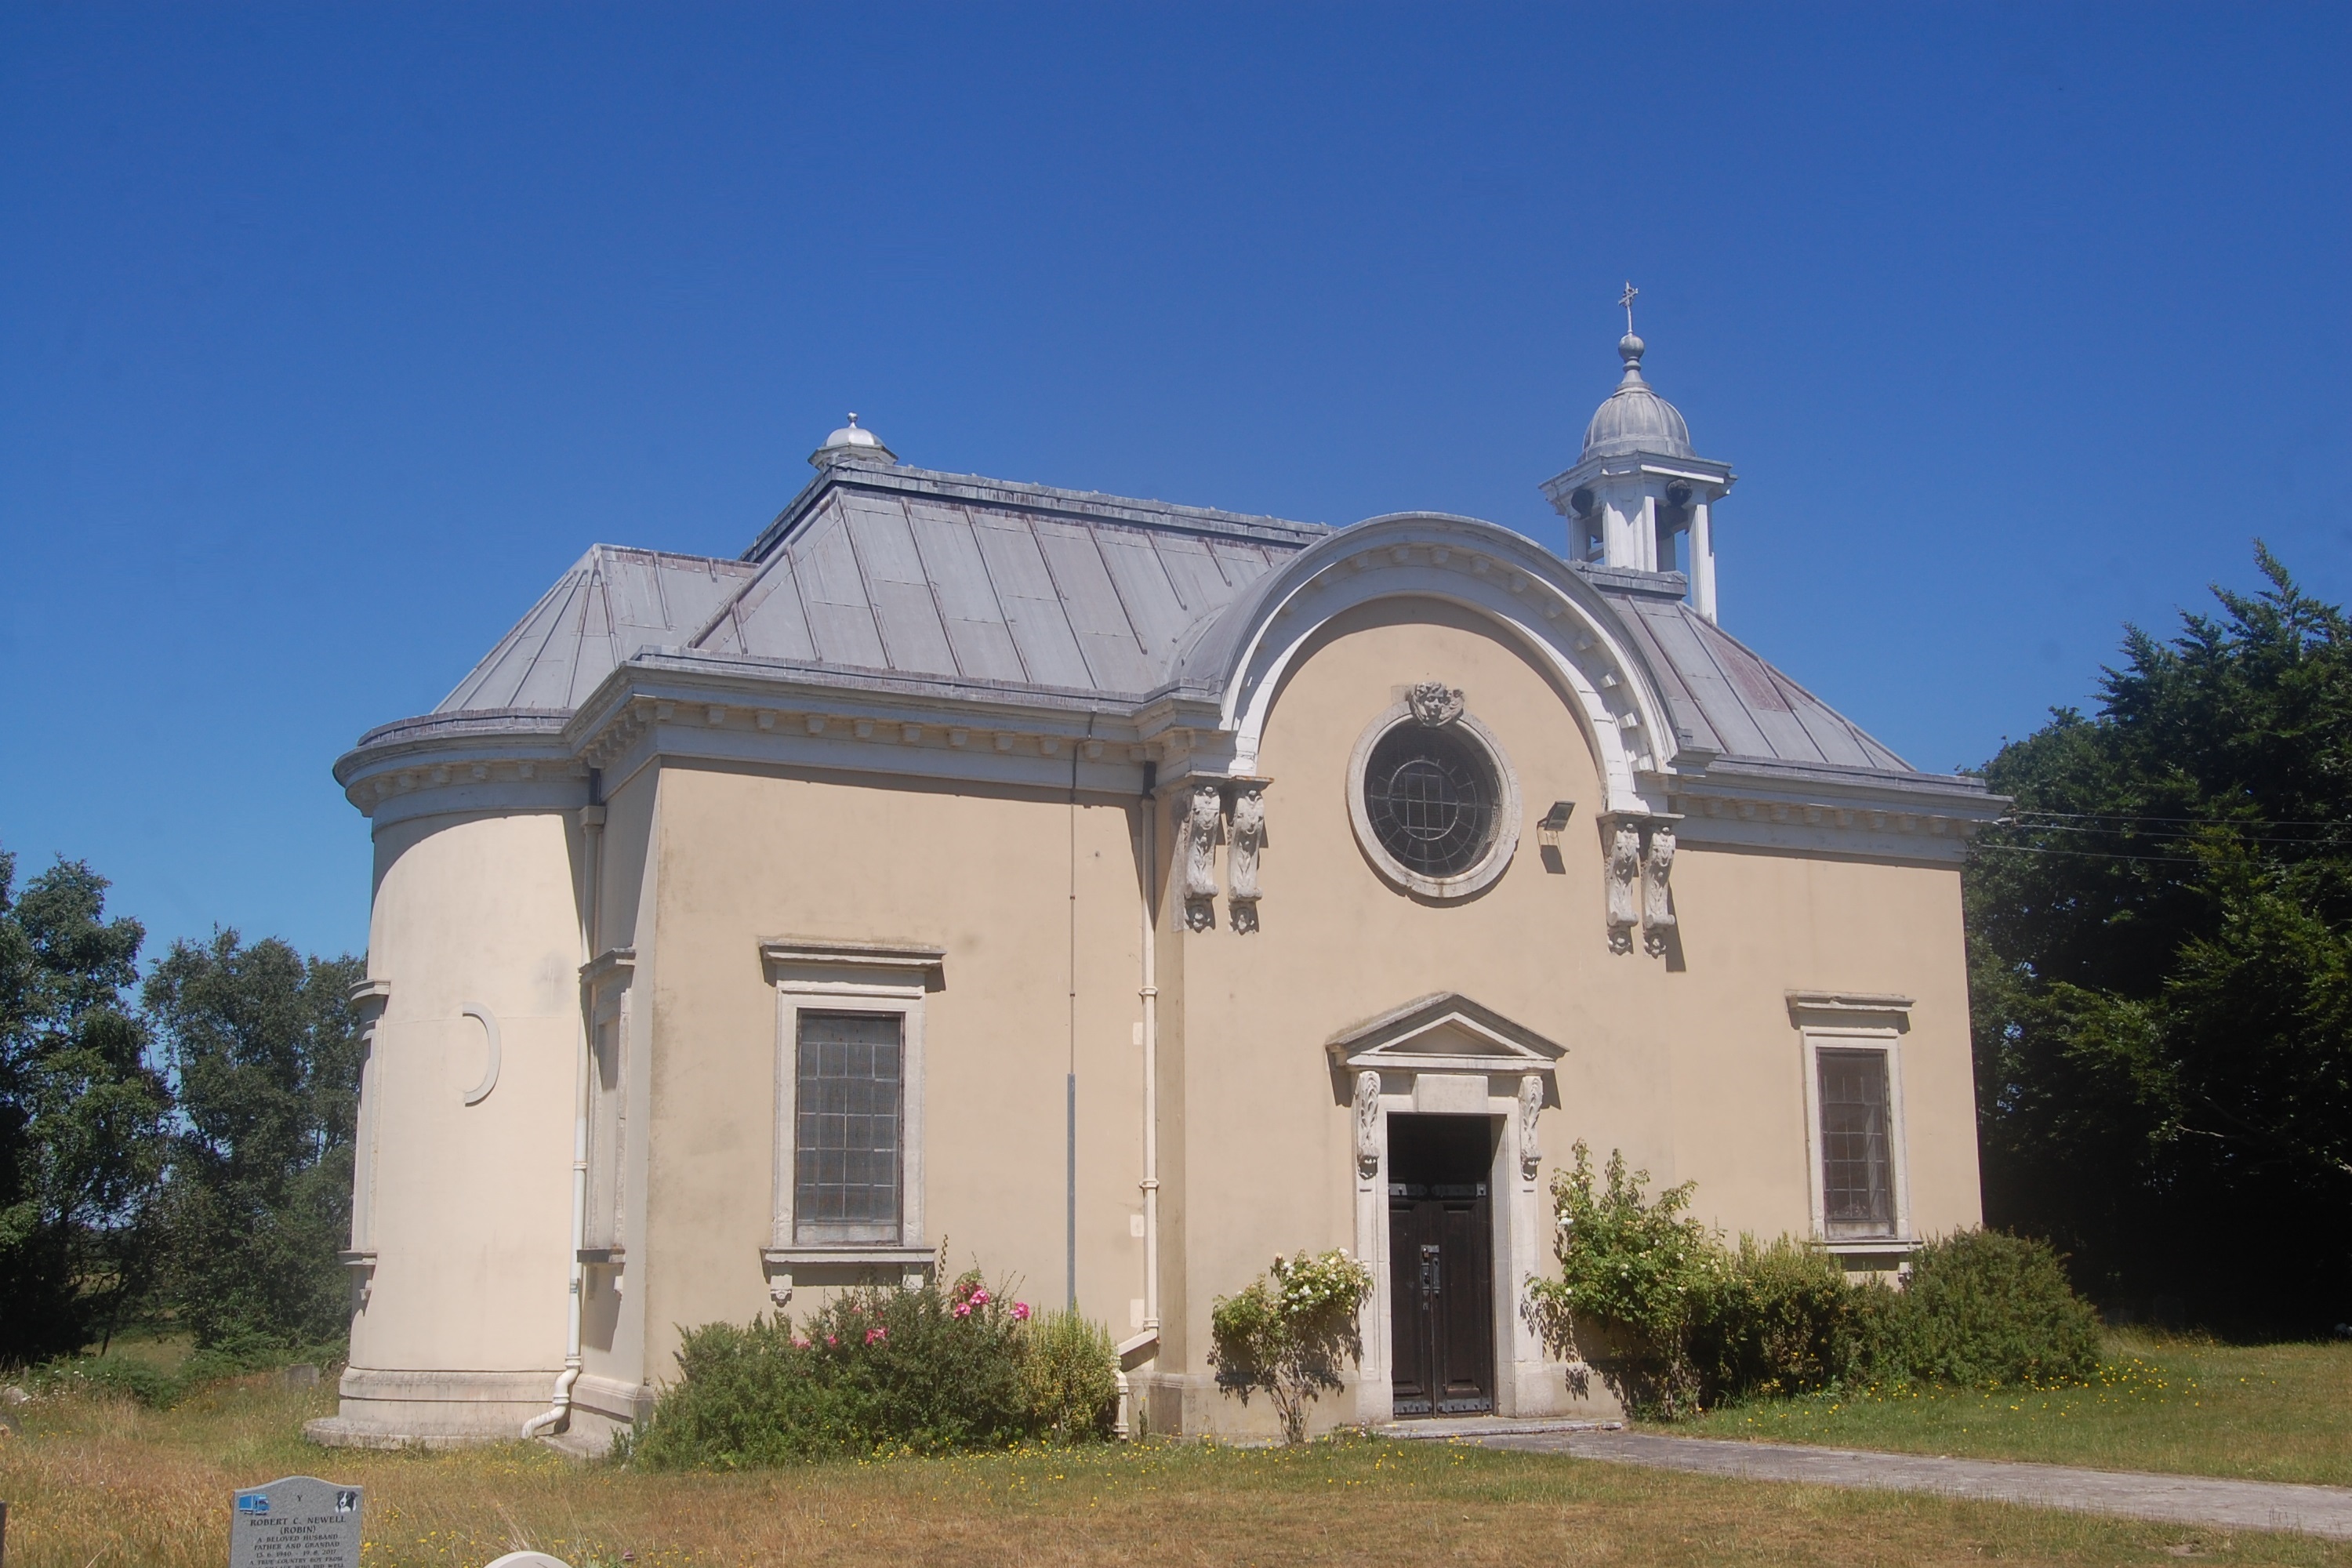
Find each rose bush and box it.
[630,1265,1117,1468]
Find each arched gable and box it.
[1176,513,1681,817]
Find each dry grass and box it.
[1679,1334,2352,1487]
[5,1373,2352,1567]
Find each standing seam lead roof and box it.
[415,461,1929,786]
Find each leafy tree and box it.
[1969,546,2352,1331]
[144,931,363,1351]
[0,845,169,1365]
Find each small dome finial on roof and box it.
[1618,332,1648,385]
[810,411,898,469]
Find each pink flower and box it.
[824,1335,838,1348]
[1011,1301,1031,1321]
[952,1301,971,1319]
[866,1327,887,1345]
[792,1336,810,1349]
[969,1287,990,1307]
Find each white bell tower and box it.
[1540,285,1736,622]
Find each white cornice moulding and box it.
[763,938,945,965]
[760,938,946,989]
[1786,990,1915,1025]
[1326,992,1567,1078]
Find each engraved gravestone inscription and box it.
[228,1475,361,1568]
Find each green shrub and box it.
[1526,1143,1726,1417]
[1873,1229,2101,1388]
[1209,1248,1374,1443]
[623,1317,845,1468]
[1021,1308,1117,1441]
[35,1354,178,1407]
[28,1340,338,1409]
[1528,1145,2106,1417]
[631,1269,1119,1469]
[1694,1235,1867,1401]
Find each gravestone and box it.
[281,1364,321,1390]
[484,1554,575,1567]
[228,1475,361,1568]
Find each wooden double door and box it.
[1386,1114,1496,1417]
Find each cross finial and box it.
[1618,281,1639,335]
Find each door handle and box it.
[1420,1243,1442,1296]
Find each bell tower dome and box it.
[1541,289,1736,622]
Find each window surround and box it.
[1787,991,1915,1261]
[761,939,944,1303]
[1346,700,1523,902]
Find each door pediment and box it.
[1326,993,1566,1076]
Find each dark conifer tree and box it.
[1970,547,2352,1331]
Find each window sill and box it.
[762,1244,936,1269]
[1822,1236,1915,1258]
[577,1247,625,1265]
[337,1250,377,1270]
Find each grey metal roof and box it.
[1599,587,1914,771]
[436,546,756,713]
[691,470,1312,695]
[419,459,1916,780]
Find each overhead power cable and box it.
[1973,844,2215,868]
[1994,819,2345,849]
[2009,808,2350,830]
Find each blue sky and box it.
[3,4,2347,963]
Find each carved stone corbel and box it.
[1518,1074,1544,1181]
[1354,1069,1383,1178]
[1227,782,1266,934]
[1605,822,1641,953]
[1642,826,1677,956]
[1175,784,1221,933]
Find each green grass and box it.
[5,1369,2352,1566]
[1676,1332,2352,1487]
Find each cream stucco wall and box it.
[629,761,1152,1399]
[1156,595,1979,1432]
[328,592,1979,1444]
[339,808,584,1436]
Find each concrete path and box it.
[1472,1429,2352,1541]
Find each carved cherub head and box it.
[1407,682,1465,728]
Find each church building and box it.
[314,329,1998,1446]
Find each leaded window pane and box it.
[1363,724,1500,878]
[1818,1047,1895,1239]
[794,1011,903,1243]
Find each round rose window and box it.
[1363,723,1501,878]
[1347,690,1522,900]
